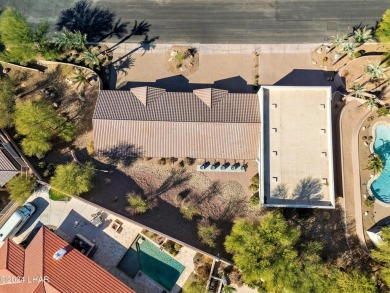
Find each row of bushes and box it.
[157,157,195,166]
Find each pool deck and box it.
[357,113,390,243]
[9,186,197,293]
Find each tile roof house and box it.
[0,226,134,293]
[0,150,18,187]
[93,87,260,160]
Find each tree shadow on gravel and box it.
[99,143,143,167]
[56,0,129,42]
[153,169,192,197]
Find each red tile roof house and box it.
[0,226,134,293]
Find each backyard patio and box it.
[12,185,198,293]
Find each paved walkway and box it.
[339,99,371,250]
[105,42,319,54]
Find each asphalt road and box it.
[0,0,388,44]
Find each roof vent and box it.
[130,86,166,106]
[193,88,228,108]
[53,248,67,260]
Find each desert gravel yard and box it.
[82,158,261,256]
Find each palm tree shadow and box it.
[112,35,159,64]
[114,56,136,76]
[107,20,152,53]
[56,0,129,42]
[138,35,160,56]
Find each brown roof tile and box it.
[94,120,260,159]
[93,88,260,159]
[93,89,260,123]
[193,88,228,108]
[0,150,18,187]
[130,86,166,106]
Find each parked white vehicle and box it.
[0,203,36,242]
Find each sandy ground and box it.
[111,52,256,93]
[258,52,335,89]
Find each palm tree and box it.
[349,84,374,99]
[222,285,237,293]
[367,154,384,174]
[364,96,377,109]
[81,47,101,69]
[341,40,358,58]
[72,70,91,89]
[364,62,388,81]
[55,29,74,51]
[352,26,374,44]
[71,31,87,50]
[330,33,347,48]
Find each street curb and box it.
[89,42,321,55]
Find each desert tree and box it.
[50,162,95,196]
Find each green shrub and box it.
[353,51,362,59]
[175,51,185,61]
[50,162,95,195]
[184,157,195,165]
[180,205,200,220]
[249,173,259,192]
[164,240,182,256]
[197,220,221,248]
[86,141,95,156]
[166,157,178,164]
[174,242,182,251]
[249,183,258,193]
[195,262,212,280]
[249,193,260,206]
[158,158,166,165]
[182,274,206,293]
[251,173,259,185]
[322,56,328,62]
[127,195,148,214]
[377,106,390,117]
[376,9,390,43]
[6,175,36,204]
[365,197,374,207]
[178,160,185,168]
[49,188,70,201]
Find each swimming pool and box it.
[370,124,390,204]
[117,236,185,291]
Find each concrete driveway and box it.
[0,0,387,44]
